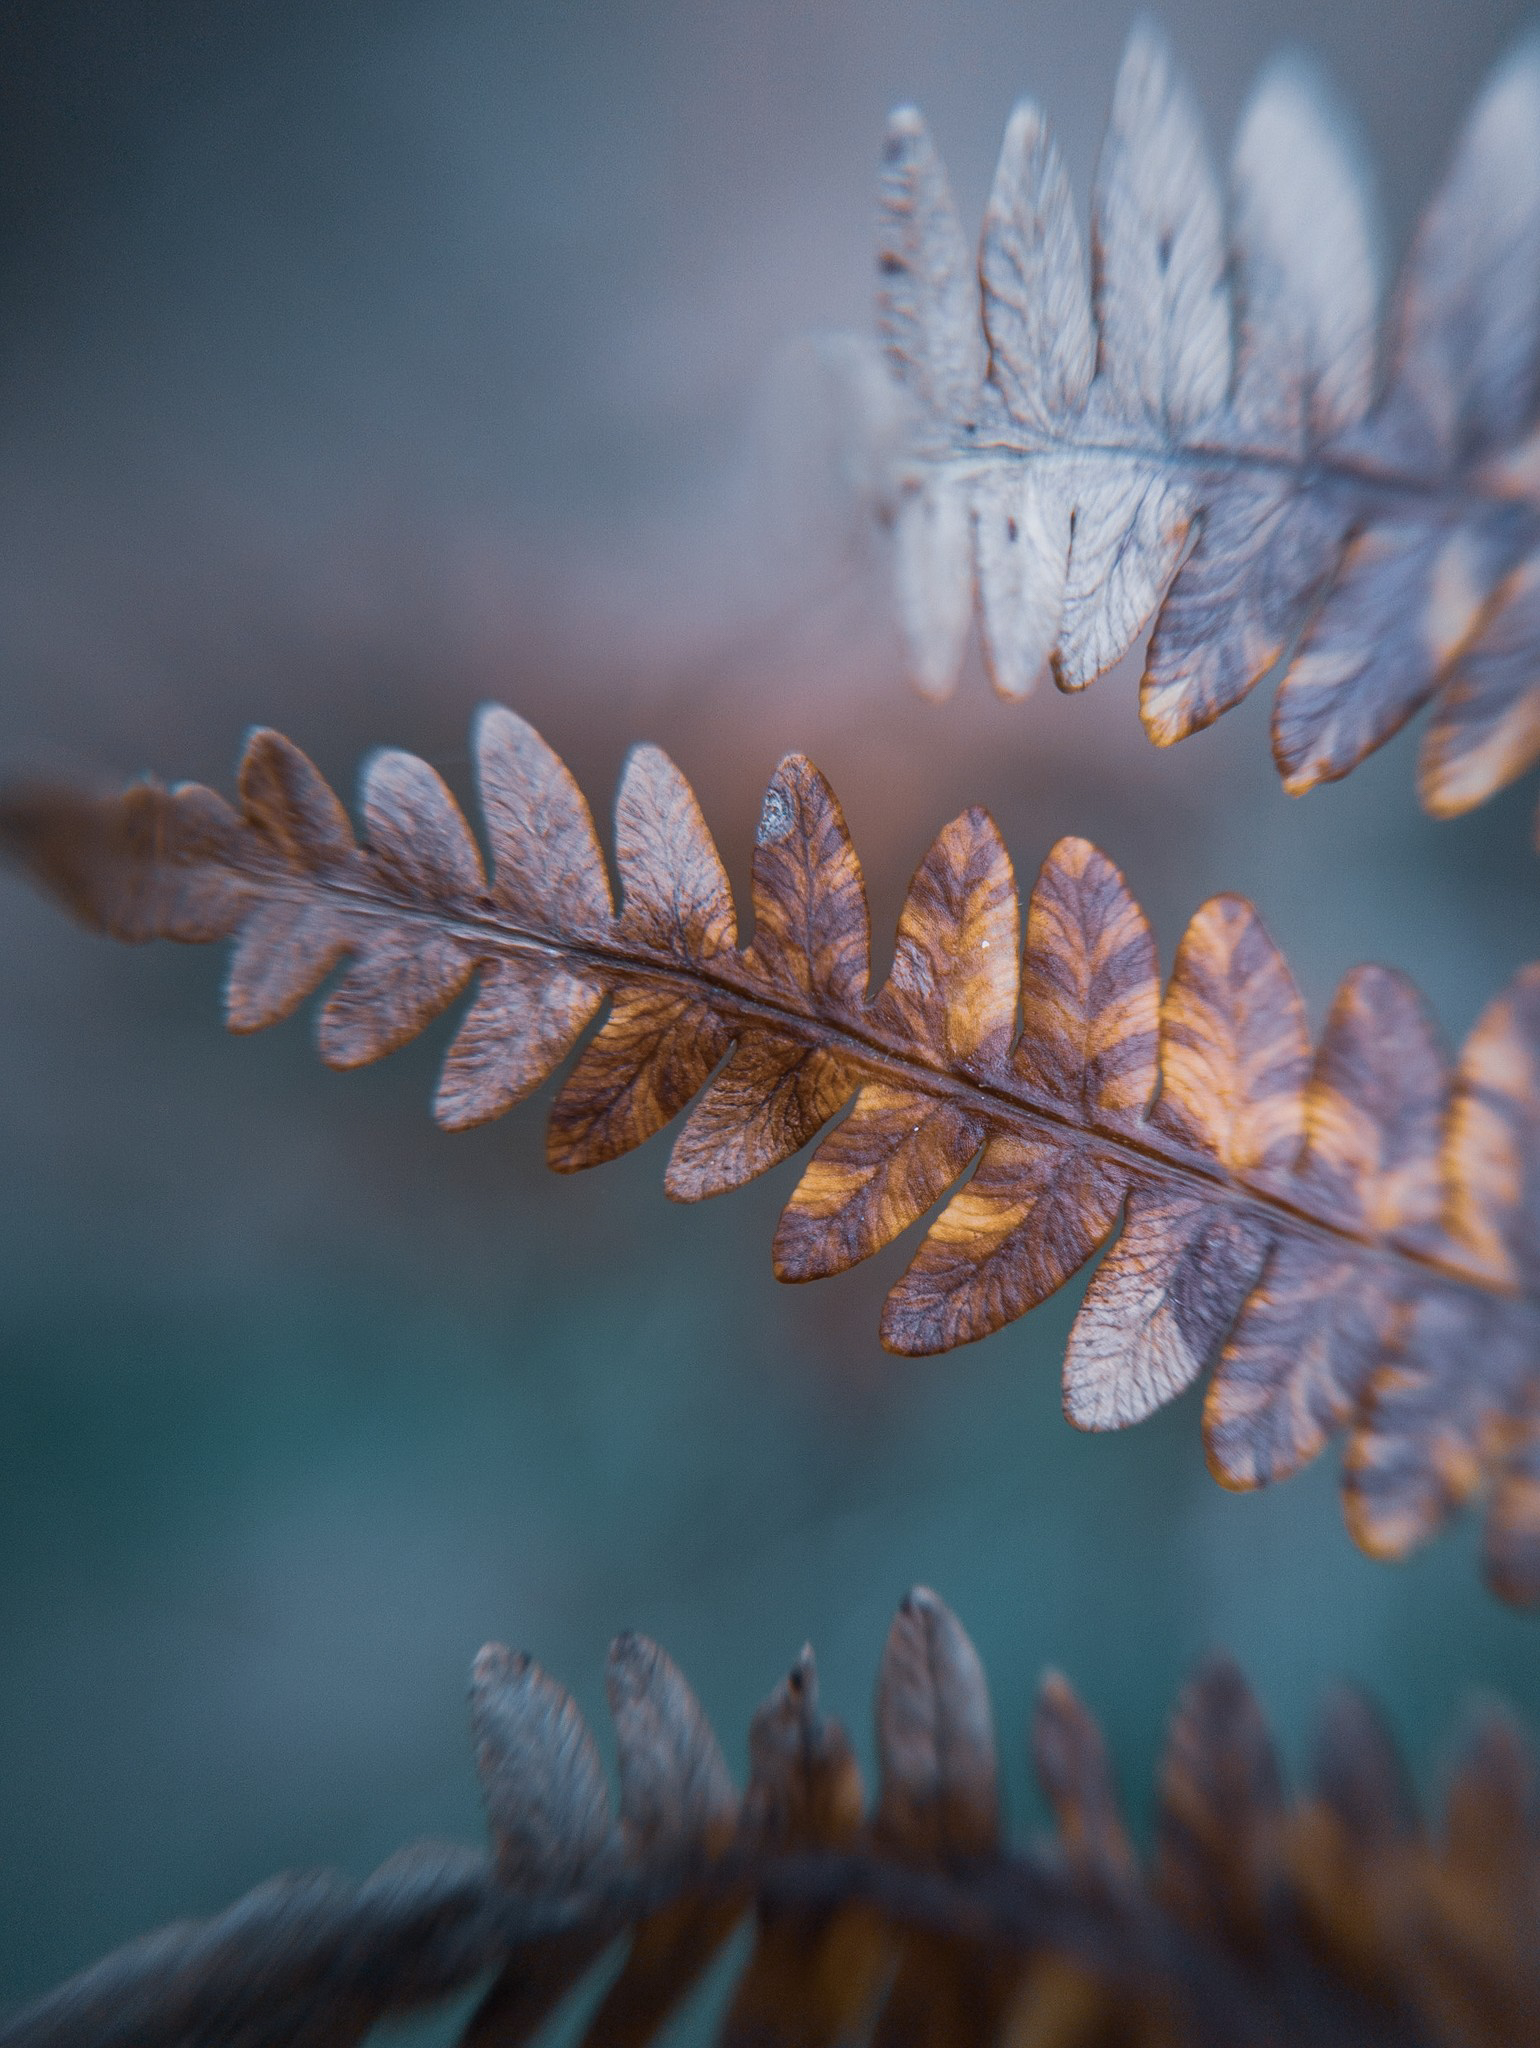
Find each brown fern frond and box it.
[862,21,1540,833]
[8,1588,1538,2047]
[6,711,1540,1600]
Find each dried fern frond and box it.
[8,1587,1538,2048]
[864,20,1540,830]
[6,710,1540,1601]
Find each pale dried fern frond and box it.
[862,21,1540,832]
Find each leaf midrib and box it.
[920,430,1525,515]
[252,861,1518,1311]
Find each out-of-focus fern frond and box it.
[865,22,1540,835]
[6,1589,1537,2047]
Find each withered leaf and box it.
[1062,893,1305,1434]
[774,1084,981,1282]
[1344,1288,1536,1572]
[473,704,614,938]
[868,1594,1015,2048]
[722,1646,889,2048]
[1014,838,1158,1127]
[548,988,731,1173]
[1032,1670,1136,1885]
[575,1635,742,2048]
[468,1644,614,1894]
[1063,1186,1270,1432]
[665,756,866,1200]
[28,1587,1540,2048]
[11,709,1540,1602]
[884,1137,1123,1357]
[855,22,1540,836]
[1487,1379,1540,1609]
[1204,966,1448,1490]
[317,751,484,1071]
[1155,1658,1284,1947]
[875,1586,1000,1862]
[1310,1686,1417,1850]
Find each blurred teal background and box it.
[2,0,1539,2036]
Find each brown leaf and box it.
[1152,893,1308,1183]
[665,756,867,1198]
[227,898,352,1035]
[463,1929,614,2048]
[722,1648,889,2048]
[1064,1179,1269,1433]
[868,1593,1016,2048]
[462,1647,619,2046]
[742,1646,865,1852]
[542,742,739,1171]
[313,752,484,1070]
[575,1903,741,2048]
[1015,837,1158,1126]
[15,1591,1540,2048]
[1203,1233,1397,1491]
[775,1085,984,1281]
[1486,1379,1540,1608]
[1310,1687,1417,1849]
[1445,964,1540,1289]
[1344,1288,1534,1563]
[1064,1187,1270,1431]
[873,804,1020,1068]
[879,818,1125,1353]
[474,705,614,937]
[884,1137,1124,1355]
[13,709,1540,1601]
[1204,966,1449,1489]
[743,755,871,1015]
[875,1587,1000,1862]
[665,1034,854,1201]
[468,1644,614,1894]
[547,988,731,1173]
[239,726,356,873]
[779,800,1016,1304]
[607,1632,738,1857]
[574,1636,744,2048]
[613,742,736,962]
[1442,1711,1538,1902]
[1062,887,1307,1434]
[1156,1658,1284,1947]
[0,776,253,946]
[1032,1671,1136,1883]
[435,956,603,1132]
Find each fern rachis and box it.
[7,705,1540,1602]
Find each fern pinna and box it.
[864,22,1540,829]
[5,708,1540,1602]
[9,1587,1538,2048]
